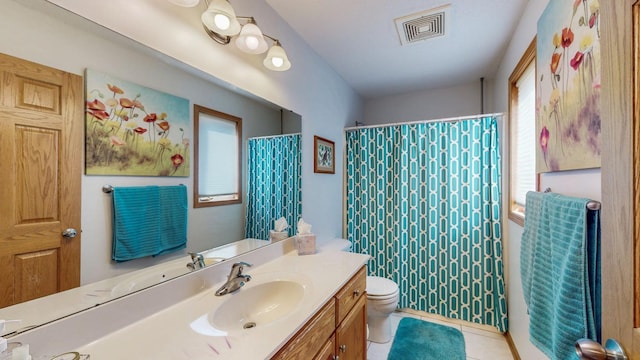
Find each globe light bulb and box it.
[214,14,230,30]
[245,36,259,50]
[271,57,284,68]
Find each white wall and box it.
[492,0,602,358]
[1,0,363,284]
[362,80,494,125]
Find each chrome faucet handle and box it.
[233,261,252,268]
[230,262,252,277]
[188,252,206,269]
[189,252,203,260]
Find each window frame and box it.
[193,104,243,208]
[508,37,538,226]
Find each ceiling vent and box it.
[395,4,450,46]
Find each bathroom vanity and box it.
[8,238,370,359]
[272,266,366,359]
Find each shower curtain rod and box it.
[344,112,505,131]
[248,132,301,140]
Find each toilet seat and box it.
[366,276,399,297]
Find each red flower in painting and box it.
[88,109,109,120]
[572,0,582,15]
[540,126,550,152]
[550,53,562,74]
[86,99,106,111]
[134,100,145,111]
[561,28,574,48]
[157,121,170,131]
[570,51,584,70]
[134,127,147,135]
[107,83,124,95]
[119,98,135,109]
[144,113,158,123]
[171,154,184,167]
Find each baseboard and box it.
[505,331,522,360]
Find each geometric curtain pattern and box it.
[245,134,302,239]
[345,116,508,332]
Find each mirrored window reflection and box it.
[194,105,242,207]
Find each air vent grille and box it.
[395,5,450,46]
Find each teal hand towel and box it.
[112,185,187,262]
[523,193,600,360]
[520,191,545,309]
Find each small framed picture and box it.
[314,136,335,174]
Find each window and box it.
[194,105,242,208]
[508,38,536,226]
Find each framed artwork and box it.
[85,69,190,177]
[314,136,335,174]
[536,0,601,173]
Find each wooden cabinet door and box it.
[335,294,366,360]
[0,53,83,307]
[271,300,336,360]
[314,335,336,360]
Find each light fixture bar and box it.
[172,0,291,71]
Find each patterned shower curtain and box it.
[345,116,508,332]
[245,134,302,239]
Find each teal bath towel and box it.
[112,185,188,262]
[521,192,601,360]
[520,191,545,310]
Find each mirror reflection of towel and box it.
[112,185,187,262]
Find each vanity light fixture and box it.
[168,0,200,7]
[170,0,292,71]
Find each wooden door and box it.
[335,294,366,360]
[0,53,83,307]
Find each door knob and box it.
[575,338,628,360]
[62,228,77,238]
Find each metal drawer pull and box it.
[353,289,360,297]
[339,344,347,353]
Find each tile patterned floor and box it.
[367,310,514,360]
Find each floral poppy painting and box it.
[85,69,190,176]
[536,0,601,173]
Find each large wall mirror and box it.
[0,0,302,338]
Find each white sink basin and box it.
[209,280,305,332]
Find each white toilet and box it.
[366,276,400,343]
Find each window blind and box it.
[514,61,536,207]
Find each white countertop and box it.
[74,242,368,359]
[0,239,272,337]
[73,249,368,359]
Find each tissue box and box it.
[296,233,316,255]
[269,230,289,242]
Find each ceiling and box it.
[265,0,529,100]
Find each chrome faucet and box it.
[215,262,252,296]
[187,252,206,271]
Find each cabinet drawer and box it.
[271,299,336,360]
[335,266,366,325]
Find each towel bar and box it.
[543,188,600,211]
[103,184,185,194]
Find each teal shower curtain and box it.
[245,134,302,239]
[345,116,507,332]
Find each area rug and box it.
[387,317,466,360]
